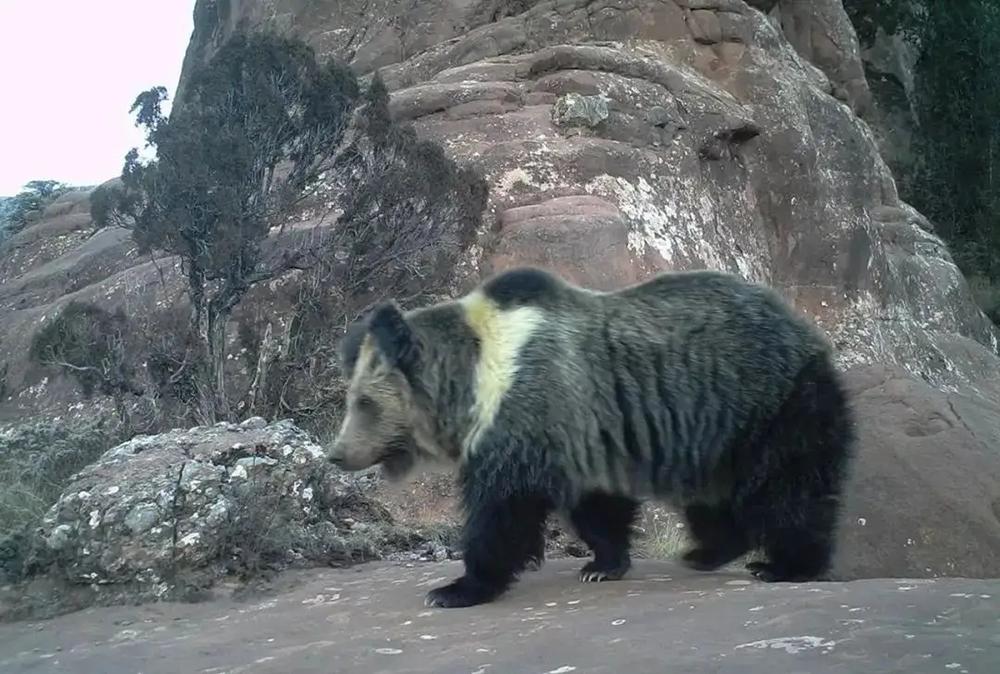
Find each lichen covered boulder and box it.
[23,419,438,605]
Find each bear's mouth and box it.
[378,437,416,481]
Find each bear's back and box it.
[485,268,829,427]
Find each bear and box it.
[327,266,856,608]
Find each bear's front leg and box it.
[425,493,550,608]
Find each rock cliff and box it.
[173,0,997,387]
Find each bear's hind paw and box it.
[424,577,499,608]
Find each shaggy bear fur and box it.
[327,267,856,608]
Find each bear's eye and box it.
[357,395,376,412]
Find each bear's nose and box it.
[326,444,346,465]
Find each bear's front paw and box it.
[424,577,497,608]
[578,557,630,583]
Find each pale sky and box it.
[0,1,197,196]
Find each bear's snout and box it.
[326,440,375,471]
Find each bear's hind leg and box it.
[735,354,853,583]
[425,493,551,608]
[679,502,749,572]
[570,492,640,582]
[743,493,839,583]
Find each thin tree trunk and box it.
[207,308,230,421]
[246,322,274,416]
[189,289,217,423]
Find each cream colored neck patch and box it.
[459,290,544,455]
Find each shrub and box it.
[216,473,291,578]
[0,418,126,534]
[29,301,138,398]
[238,72,490,436]
[0,417,128,575]
[93,31,360,421]
[845,1,1000,319]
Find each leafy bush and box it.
[335,72,487,300]
[843,0,921,45]
[0,418,129,582]
[216,473,291,578]
[144,310,208,409]
[90,34,489,433]
[908,3,1000,286]
[87,182,123,231]
[29,301,137,398]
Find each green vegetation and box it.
[0,417,129,577]
[908,2,1000,321]
[92,32,360,422]
[94,31,488,432]
[0,180,71,244]
[843,0,921,45]
[236,71,488,432]
[29,301,137,399]
[845,0,1000,322]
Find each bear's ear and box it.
[338,317,369,378]
[367,301,421,377]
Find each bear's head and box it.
[326,300,434,480]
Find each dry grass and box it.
[0,418,126,537]
[634,504,691,559]
[0,417,128,580]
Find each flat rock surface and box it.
[1,560,997,674]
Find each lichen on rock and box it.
[551,92,610,129]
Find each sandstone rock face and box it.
[176,0,999,390]
[771,0,873,114]
[835,365,1000,579]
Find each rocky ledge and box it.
[0,559,997,673]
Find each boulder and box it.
[834,365,1000,579]
[8,419,447,619]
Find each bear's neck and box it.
[418,339,481,462]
